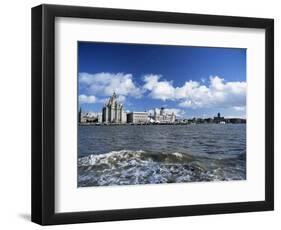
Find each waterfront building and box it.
[127,112,149,124]
[153,107,176,123]
[79,109,102,123]
[98,115,102,123]
[204,118,213,124]
[213,112,225,123]
[102,92,127,123]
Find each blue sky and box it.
[78,42,246,118]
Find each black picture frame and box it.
[31,4,274,225]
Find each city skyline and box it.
[78,42,246,119]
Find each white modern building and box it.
[102,92,127,123]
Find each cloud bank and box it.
[143,74,246,109]
[79,94,97,104]
[78,72,246,113]
[79,72,143,99]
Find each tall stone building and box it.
[102,92,127,123]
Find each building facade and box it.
[153,107,176,123]
[79,108,102,123]
[127,112,149,124]
[102,92,127,123]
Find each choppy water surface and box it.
[78,124,246,187]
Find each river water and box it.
[78,124,246,187]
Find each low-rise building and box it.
[127,112,149,124]
[79,108,102,123]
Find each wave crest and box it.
[78,150,246,187]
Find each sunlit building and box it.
[79,108,102,123]
[153,107,176,123]
[102,92,127,123]
[127,112,149,124]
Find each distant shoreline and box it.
[78,122,246,126]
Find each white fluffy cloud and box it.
[79,72,246,111]
[79,94,97,104]
[163,108,185,117]
[79,72,143,98]
[233,106,246,111]
[143,74,175,101]
[143,74,246,109]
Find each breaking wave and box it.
[78,150,246,187]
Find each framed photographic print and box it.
[31,4,274,225]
